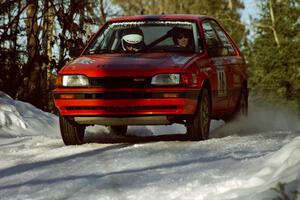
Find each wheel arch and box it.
[201,79,212,99]
[242,80,247,90]
[194,79,212,115]
[242,80,249,98]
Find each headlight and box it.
[151,74,180,86]
[62,75,89,87]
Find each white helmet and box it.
[121,28,144,52]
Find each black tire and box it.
[59,115,85,145]
[237,87,248,117]
[223,87,248,122]
[186,88,211,141]
[108,125,128,136]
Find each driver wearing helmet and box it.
[121,28,144,52]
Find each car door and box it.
[210,21,244,111]
[201,20,230,112]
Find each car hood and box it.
[61,53,197,77]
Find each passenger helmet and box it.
[121,28,144,52]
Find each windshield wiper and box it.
[85,49,121,55]
[144,47,195,53]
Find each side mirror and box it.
[69,47,82,58]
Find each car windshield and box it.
[84,20,201,54]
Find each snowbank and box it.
[0,97,28,129]
[0,91,59,138]
[0,91,299,200]
[222,135,300,200]
[247,135,300,199]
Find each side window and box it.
[210,21,236,56]
[202,21,228,57]
[202,22,222,49]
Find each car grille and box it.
[89,77,151,88]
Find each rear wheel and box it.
[186,88,211,141]
[108,125,128,136]
[59,115,85,145]
[223,87,248,122]
[237,87,248,117]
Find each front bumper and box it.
[53,88,199,125]
[74,116,170,125]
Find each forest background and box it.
[0,0,299,114]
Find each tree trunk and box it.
[40,0,55,111]
[100,0,107,24]
[21,0,41,106]
[26,0,38,60]
[42,0,55,91]
[269,0,280,47]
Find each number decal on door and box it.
[217,68,227,97]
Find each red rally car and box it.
[53,15,248,145]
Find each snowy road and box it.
[0,92,300,200]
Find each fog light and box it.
[60,94,75,99]
[162,93,179,98]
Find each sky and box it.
[241,0,260,25]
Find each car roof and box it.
[107,14,215,23]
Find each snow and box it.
[0,91,300,200]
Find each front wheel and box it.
[186,88,211,141]
[59,115,85,145]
